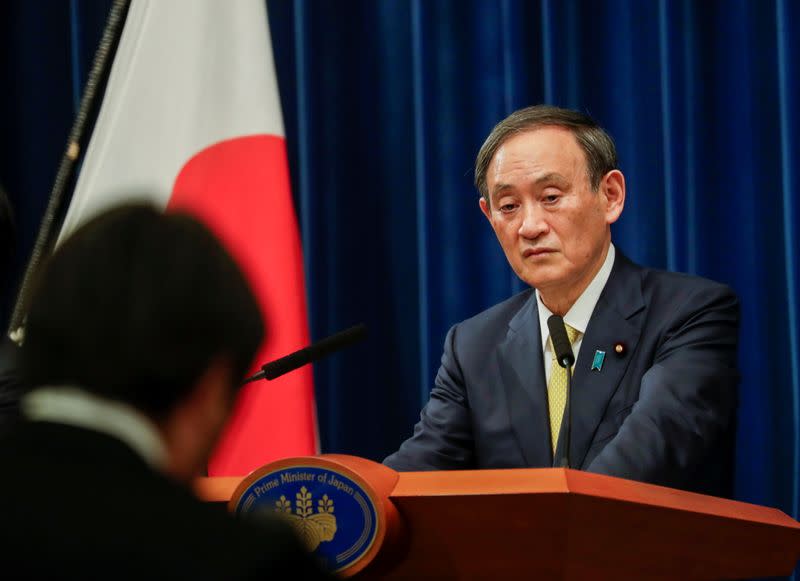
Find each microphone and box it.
[548,315,575,367]
[547,315,575,469]
[242,324,367,384]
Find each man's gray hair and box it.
[474,105,618,204]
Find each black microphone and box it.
[548,315,575,367]
[242,324,367,384]
[547,315,575,469]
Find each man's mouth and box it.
[522,248,555,258]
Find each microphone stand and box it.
[560,355,572,469]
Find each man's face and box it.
[480,126,624,298]
[162,359,237,483]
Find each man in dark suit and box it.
[0,205,328,579]
[385,105,739,497]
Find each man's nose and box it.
[518,202,549,240]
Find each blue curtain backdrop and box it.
[2,0,799,556]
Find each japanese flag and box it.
[60,0,317,475]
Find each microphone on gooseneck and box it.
[547,315,575,469]
[548,315,575,367]
[242,324,368,384]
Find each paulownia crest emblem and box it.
[275,486,337,551]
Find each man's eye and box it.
[499,204,517,213]
[543,195,559,204]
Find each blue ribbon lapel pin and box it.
[591,350,606,371]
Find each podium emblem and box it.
[232,465,378,573]
[275,486,338,551]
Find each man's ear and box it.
[157,356,235,483]
[479,196,492,221]
[602,170,625,224]
[191,357,235,417]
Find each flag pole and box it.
[7,0,132,338]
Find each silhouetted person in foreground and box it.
[0,181,22,435]
[0,204,328,579]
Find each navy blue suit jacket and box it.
[384,252,739,496]
[0,421,329,579]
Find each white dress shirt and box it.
[22,386,168,470]
[537,243,616,383]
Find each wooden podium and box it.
[196,455,800,579]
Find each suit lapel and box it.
[498,294,553,466]
[568,253,645,469]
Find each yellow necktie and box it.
[547,324,581,453]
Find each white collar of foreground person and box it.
[22,386,168,470]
